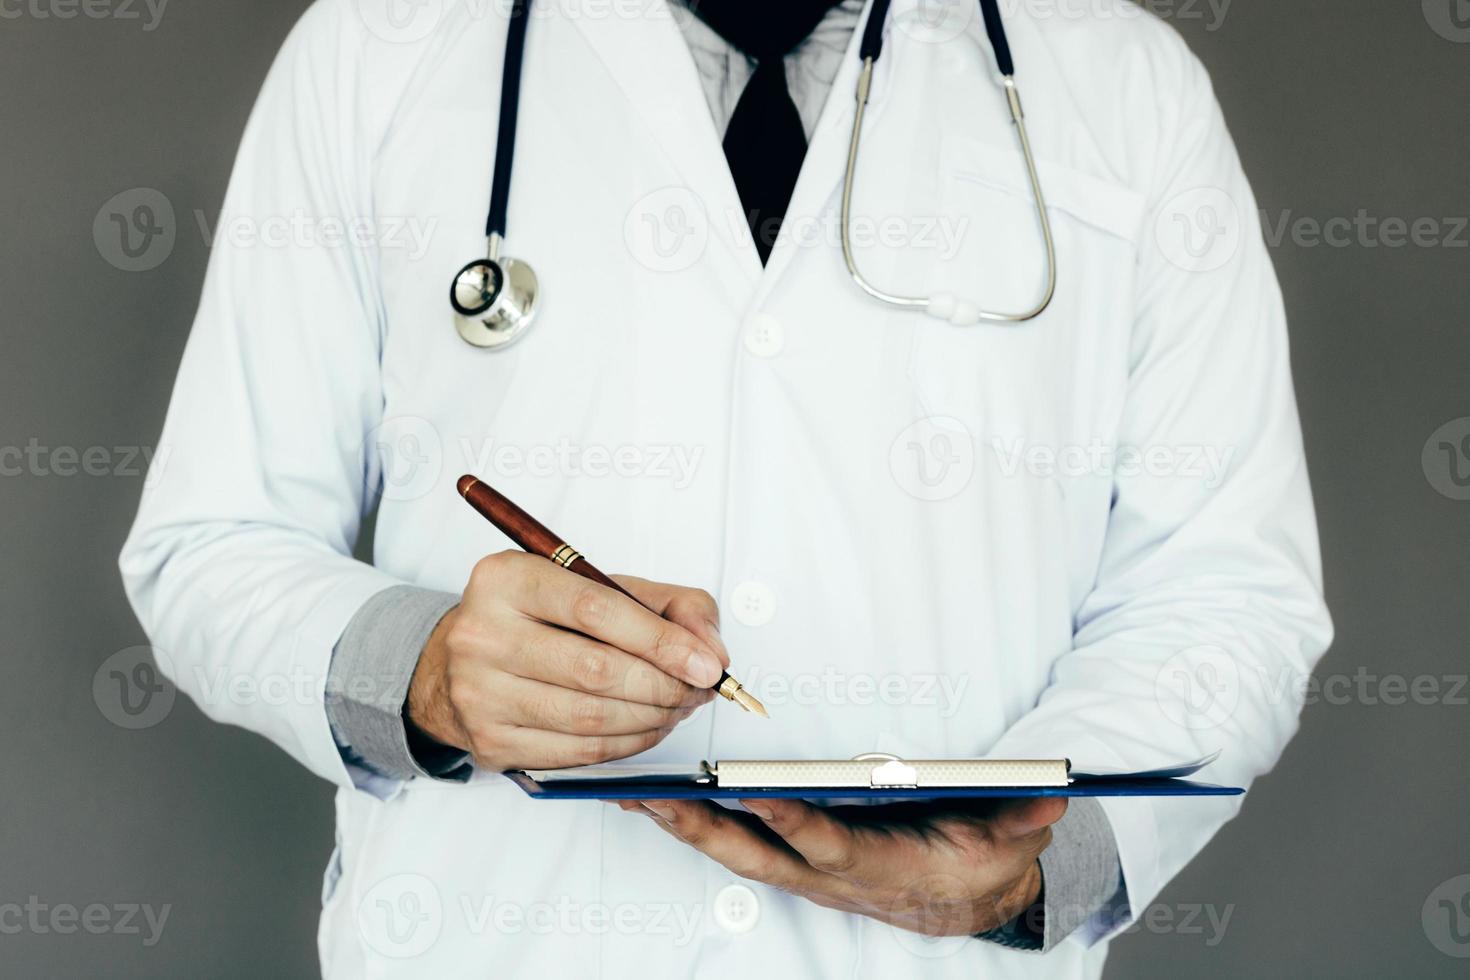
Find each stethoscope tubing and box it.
[485,0,532,242]
[456,0,1058,346]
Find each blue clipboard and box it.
[504,754,1242,802]
[506,771,1241,800]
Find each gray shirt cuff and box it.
[326,584,470,785]
[975,797,1123,952]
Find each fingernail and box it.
[685,648,723,688]
[641,802,676,821]
[743,801,774,820]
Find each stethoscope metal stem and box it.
[1001,77,1058,323]
[841,59,926,310]
[840,59,1058,325]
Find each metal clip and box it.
[853,752,918,789]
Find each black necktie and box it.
[687,0,844,264]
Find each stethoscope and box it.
[450,0,1056,348]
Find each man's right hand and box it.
[406,551,729,772]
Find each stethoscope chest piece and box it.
[451,252,539,349]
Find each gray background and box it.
[2,0,1468,976]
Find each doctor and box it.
[120,0,1332,976]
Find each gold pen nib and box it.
[717,673,769,718]
[733,686,769,717]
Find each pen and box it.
[456,475,768,717]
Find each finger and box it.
[510,560,725,688]
[481,724,670,770]
[991,797,1067,841]
[493,672,700,735]
[497,621,715,709]
[624,799,860,903]
[739,798,880,881]
[612,576,729,668]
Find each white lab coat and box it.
[120,0,1332,976]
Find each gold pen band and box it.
[550,543,582,568]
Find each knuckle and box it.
[473,552,543,604]
[464,724,500,769]
[567,695,607,734]
[726,855,766,882]
[688,588,718,618]
[570,586,612,632]
[446,677,473,714]
[444,669,480,716]
[571,646,615,692]
[468,552,511,591]
[813,847,858,876]
[648,623,681,661]
[674,818,709,846]
[623,668,680,707]
[443,619,482,659]
[442,621,470,655]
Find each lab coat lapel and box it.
[564,0,762,287]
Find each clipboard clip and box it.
[852,752,919,789]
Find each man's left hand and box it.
[609,796,1065,937]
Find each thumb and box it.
[613,575,729,667]
[994,796,1067,840]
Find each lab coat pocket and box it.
[911,135,1144,452]
[902,138,1143,638]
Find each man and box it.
[120,0,1332,975]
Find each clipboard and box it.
[505,752,1243,801]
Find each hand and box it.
[407,551,729,771]
[612,796,1065,937]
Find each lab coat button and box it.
[743,314,785,358]
[729,581,775,627]
[713,884,760,934]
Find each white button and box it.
[713,884,760,934]
[743,314,785,358]
[729,581,775,627]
